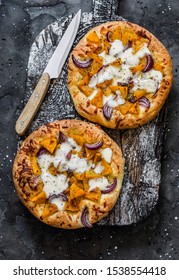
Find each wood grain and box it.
[15,72,50,135]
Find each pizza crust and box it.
[68,21,173,129]
[13,119,124,229]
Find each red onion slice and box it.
[103,103,113,120]
[84,141,103,150]
[37,148,47,157]
[101,178,117,194]
[72,54,92,68]
[123,40,132,52]
[106,31,113,42]
[66,150,72,160]
[138,97,150,108]
[81,206,93,228]
[142,54,154,73]
[48,193,68,202]
[58,131,67,144]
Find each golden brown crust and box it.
[68,21,173,129]
[13,119,124,229]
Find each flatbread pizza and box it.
[68,21,172,129]
[13,119,124,229]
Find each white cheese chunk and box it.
[101,148,113,163]
[109,40,124,56]
[88,177,109,191]
[120,43,150,67]
[133,69,163,93]
[41,173,68,197]
[94,162,104,174]
[99,51,116,65]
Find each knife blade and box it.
[15,10,81,136]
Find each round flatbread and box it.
[13,119,124,229]
[68,21,173,129]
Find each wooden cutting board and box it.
[17,0,167,225]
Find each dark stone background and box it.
[0,0,178,259]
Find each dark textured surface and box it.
[0,0,179,259]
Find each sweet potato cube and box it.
[118,86,128,99]
[85,147,97,160]
[101,159,112,176]
[73,172,85,181]
[85,170,102,179]
[110,58,122,67]
[110,26,122,41]
[83,178,90,191]
[69,133,85,146]
[40,137,57,154]
[133,89,146,100]
[96,79,113,89]
[86,30,101,44]
[48,162,59,176]
[93,152,102,163]
[90,60,103,75]
[70,183,85,200]
[64,201,79,212]
[87,51,103,63]
[41,203,58,219]
[84,187,101,203]
[30,191,46,204]
[78,85,94,97]
[128,102,139,115]
[117,101,133,115]
[79,74,90,86]
[90,89,103,108]
[31,156,41,175]
[103,87,112,96]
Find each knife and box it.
[15,10,81,136]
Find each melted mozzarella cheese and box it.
[109,40,124,56]
[41,173,68,197]
[133,69,163,93]
[88,177,109,191]
[94,162,104,174]
[101,148,113,163]
[88,40,163,98]
[99,51,116,65]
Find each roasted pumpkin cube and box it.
[79,74,90,86]
[86,30,101,44]
[87,51,103,63]
[128,102,139,115]
[83,178,90,191]
[41,203,58,219]
[30,191,46,204]
[153,63,163,72]
[103,87,112,96]
[73,172,85,181]
[48,162,59,176]
[64,201,79,212]
[70,183,85,200]
[40,137,57,154]
[118,86,128,99]
[85,169,102,179]
[31,156,41,175]
[96,79,113,89]
[101,159,112,176]
[110,26,122,41]
[69,133,85,146]
[130,57,146,74]
[133,89,146,100]
[84,187,101,203]
[69,176,78,186]
[90,89,103,108]
[117,101,133,115]
[85,147,97,160]
[93,152,102,163]
[110,58,122,67]
[90,60,103,75]
[78,85,94,97]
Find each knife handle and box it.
[15,72,50,136]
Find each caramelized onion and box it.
[48,193,68,202]
[101,178,117,194]
[103,103,113,120]
[72,54,92,68]
[81,206,93,228]
[143,54,154,73]
[123,40,132,52]
[138,97,150,108]
[84,141,103,150]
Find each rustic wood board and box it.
[17,0,167,225]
